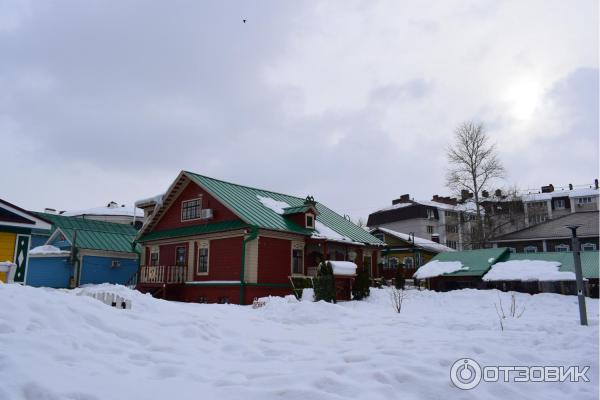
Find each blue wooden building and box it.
[26,213,139,288]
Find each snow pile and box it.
[483,260,576,282]
[256,195,291,214]
[413,260,468,279]
[329,261,358,276]
[29,245,70,256]
[0,284,597,400]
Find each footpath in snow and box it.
[0,283,597,400]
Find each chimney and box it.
[495,189,502,197]
[44,208,57,214]
[392,194,411,205]
[432,195,440,202]
[430,234,440,243]
[482,190,489,198]
[461,190,470,200]
[569,183,573,190]
[595,179,599,189]
[541,184,554,193]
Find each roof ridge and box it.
[494,210,599,240]
[184,171,308,202]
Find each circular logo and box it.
[450,358,482,390]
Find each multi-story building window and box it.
[426,225,434,234]
[554,199,566,209]
[427,209,435,220]
[446,240,457,249]
[577,197,593,204]
[445,224,458,233]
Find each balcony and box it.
[139,265,186,285]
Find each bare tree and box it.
[389,287,409,313]
[446,122,505,247]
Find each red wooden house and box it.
[134,171,385,304]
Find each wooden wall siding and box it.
[0,232,16,263]
[244,238,259,283]
[194,236,243,281]
[257,236,292,284]
[158,242,189,266]
[153,181,240,231]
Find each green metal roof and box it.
[140,220,248,242]
[185,172,384,245]
[424,247,509,277]
[282,205,315,215]
[35,212,138,254]
[503,251,599,279]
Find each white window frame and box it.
[150,246,159,266]
[577,197,593,204]
[427,209,435,220]
[291,242,304,275]
[555,244,570,252]
[554,199,566,209]
[305,213,315,229]
[524,245,538,254]
[181,197,203,222]
[196,241,209,275]
[446,240,457,249]
[175,246,187,266]
[426,225,434,234]
[581,243,597,251]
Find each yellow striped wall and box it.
[0,232,16,263]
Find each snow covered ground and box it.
[0,283,597,400]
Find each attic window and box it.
[181,197,202,221]
[306,214,315,228]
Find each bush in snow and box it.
[390,287,409,314]
[494,292,526,330]
[352,267,370,300]
[394,264,405,290]
[314,261,336,303]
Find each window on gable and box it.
[182,197,202,221]
[581,243,597,251]
[305,214,315,229]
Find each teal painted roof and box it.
[140,220,248,242]
[282,205,315,215]
[504,251,599,279]
[35,212,138,254]
[423,247,509,277]
[185,172,384,245]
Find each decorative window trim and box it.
[403,256,414,269]
[291,242,304,275]
[175,246,187,266]
[581,243,597,251]
[524,245,538,253]
[555,244,570,252]
[196,241,209,275]
[181,197,203,222]
[305,213,315,229]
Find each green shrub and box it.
[314,261,336,303]
[352,267,370,300]
[394,263,405,290]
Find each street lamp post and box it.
[565,225,588,326]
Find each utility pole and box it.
[566,225,588,326]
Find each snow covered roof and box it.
[373,198,476,214]
[482,260,576,282]
[521,187,599,202]
[135,193,165,208]
[413,260,468,279]
[29,245,70,256]
[329,261,357,276]
[61,204,144,218]
[256,195,367,245]
[374,227,455,253]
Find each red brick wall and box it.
[258,236,292,284]
[194,236,243,281]
[153,181,240,231]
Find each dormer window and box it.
[306,214,315,228]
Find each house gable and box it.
[152,180,241,232]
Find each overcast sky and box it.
[1,0,598,220]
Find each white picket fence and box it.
[79,291,132,309]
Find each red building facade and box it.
[135,171,384,304]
